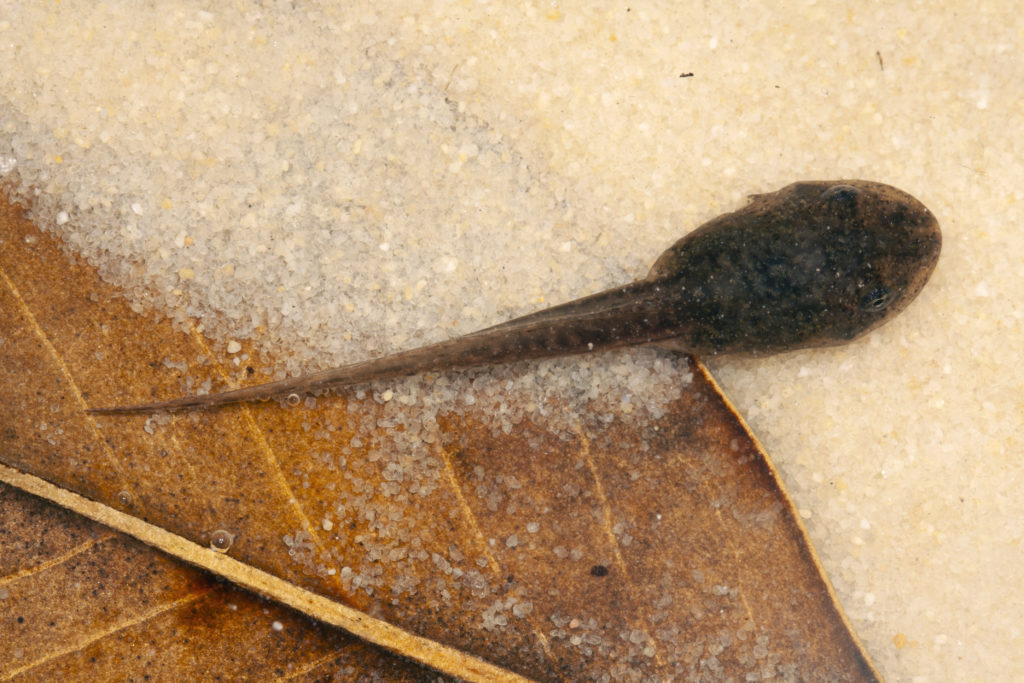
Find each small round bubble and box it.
[210,529,235,553]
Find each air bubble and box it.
[116,491,133,507]
[210,529,235,552]
[286,393,301,407]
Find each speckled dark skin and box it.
[89,180,941,414]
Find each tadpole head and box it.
[650,179,942,356]
[802,179,942,344]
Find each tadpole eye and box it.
[861,287,892,311]
[821,184,861,206]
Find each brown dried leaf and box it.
[0,482,445,681]
[0,194,880,681]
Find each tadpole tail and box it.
[85,349,444,415]
[85,380,302,414]
[84,348,460,415]
[87,278,687,415]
